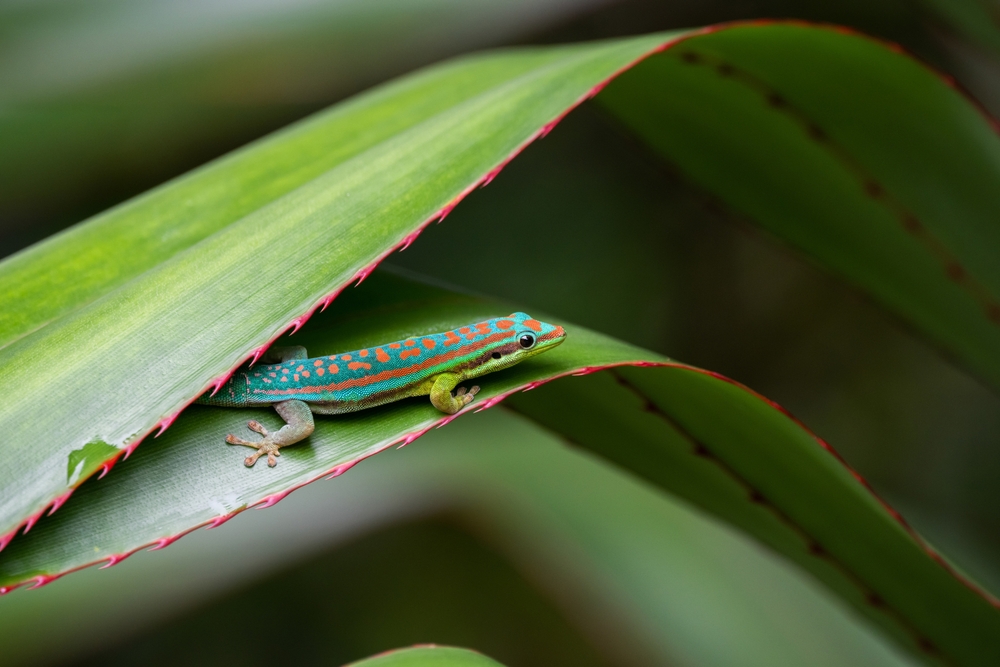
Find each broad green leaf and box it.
[0,31,675,543]
[595,24,1000,389]
[346,646,505,667]
[1,272,997,665]
[0,408,912,667]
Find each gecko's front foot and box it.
[226,420,283,467]
[455,385,480,406]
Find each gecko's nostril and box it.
[491,352,501,360]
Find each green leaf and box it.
[0,30,675,543]
[346,646,505,667]
[595,24,1000,390]
[0,408,912,666]
[2,271,997,665]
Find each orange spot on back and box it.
[328,364,339,374]
[282,368,289,374]
[524,319,542,332]
[496,319,515,329]
[422,338,436,349]
[400,348,421,360]
[376,348,390,363]
[296,365,304,372]
[341,355,352,361]
[280,376,288,382]
[404,339,417,347]
[314,360,323,367]
[389,343,401,349]
[443,332,461,346]
[269,372,277,377]
[316,368,325,376]
[348,361,372,371]
[475,322,491,334]
[459,327,471,334]
[293,374,300,381]
[359,349,369,357]
[302,370,311,378]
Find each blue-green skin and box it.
[198,312,565,467]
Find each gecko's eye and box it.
[491,352,502,360]
[518,333,536,349]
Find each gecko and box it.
[197,312,566,467]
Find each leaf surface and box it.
[346,646,505,667]
[0,408,913,667]
[1,272,997,665]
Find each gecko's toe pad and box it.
[226,428,283,468]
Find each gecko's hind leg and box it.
[429,373,480,414]
[226,400,314,467]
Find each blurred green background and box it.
[2,1,999,665]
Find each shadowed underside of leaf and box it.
[1,272,998,665]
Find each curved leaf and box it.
[0,31,674,543]
[1,272,997,665]
[596,24,1000,389]
[0,408,912,666]
[346,646,505,667]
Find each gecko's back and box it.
[200,312,564,413]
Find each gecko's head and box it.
[506,312,566,358]
[469,312,566,377]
